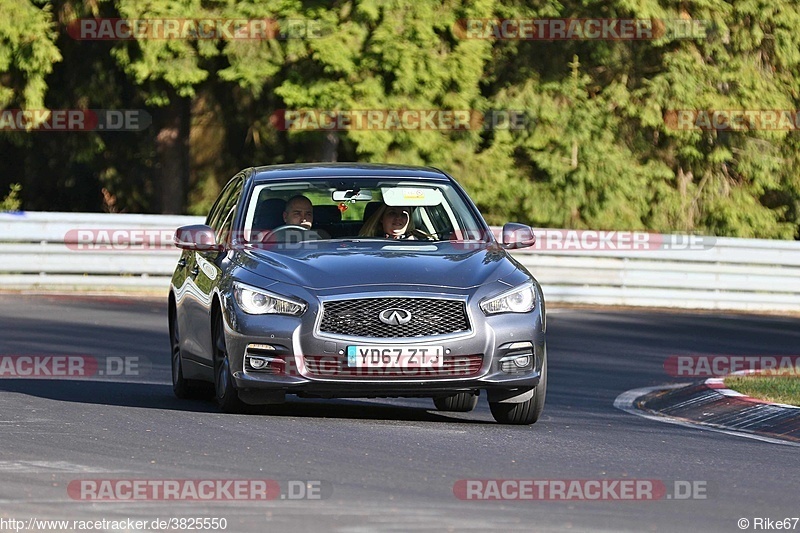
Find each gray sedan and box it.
[169,163,546,424]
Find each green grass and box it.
[724,372,800,407]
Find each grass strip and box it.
[724,372,800,407]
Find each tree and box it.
[0,0,798,238]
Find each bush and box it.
[0,184,22,212]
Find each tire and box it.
[170,308,192,399]
[213,313,248,414]
[433,392,479,412]
[489,358,547,425]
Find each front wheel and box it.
[433,392,479,412]
[489,359,547,425]
[170,308,196,399]
[213,313,247,414]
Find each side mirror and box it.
[501,223,536,249]
[174,224,224,252]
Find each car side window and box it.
[215,177,244,245]
[206,175,242,231]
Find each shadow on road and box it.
[0,378,496,424]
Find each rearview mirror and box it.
[332,189,373,202]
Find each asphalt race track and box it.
[0,294,798,532]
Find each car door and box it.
[180,174,244,368]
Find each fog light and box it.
[513,355,531,368]
[500,353,534,373]
[244,343,288,374]
[249,357,268,370]
[245,353,286,374]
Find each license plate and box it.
[347,345,443,368]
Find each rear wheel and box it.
[213,313,247,413]
[433,392,479,412]
[170,308,192,399]
[489,358,547,425]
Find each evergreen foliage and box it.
[0,0,797,238]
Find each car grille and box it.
[303,355,483,379]
[318,298,470,338]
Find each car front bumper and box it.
[222,290,546,403]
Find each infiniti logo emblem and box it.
[378,308,412,326]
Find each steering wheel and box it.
[409,229,436,241]
[262,225,320,243]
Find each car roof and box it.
[249,163,451,182]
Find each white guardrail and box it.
[1,211,799,312]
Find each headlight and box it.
[233,282,307,316]
[480,282,536,315]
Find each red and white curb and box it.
[614,383,800,448]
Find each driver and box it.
[283,195,314,229]
[270,195,330,240]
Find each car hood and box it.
[236,240,519,291]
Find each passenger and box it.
[359,204,420,240]
[283,195,314,229]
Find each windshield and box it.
[241,178,489,244]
